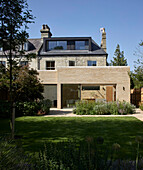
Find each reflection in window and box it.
[0,61,6,72]
[48,41,67,50]
[20,61,28,66]
[87,61,96,66]
[24,42,29,51]
[0,61,6,67]
[69,61,75,66]
[75,41,89,50]
[46,61,55,70]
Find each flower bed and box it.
[73,101,136,115]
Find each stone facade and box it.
[39,56,106,70]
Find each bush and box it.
[16,101,41,117]
[74,101,136,115]
[73,101,95,115]
[139,103,143,111]
[16,99,52,117]
[38,99,52,115]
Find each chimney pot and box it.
[40,24,52,40]
[100,27,106,52]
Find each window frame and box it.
[69,60,75,66]
[46,61,55,70]
[87,60,97,66]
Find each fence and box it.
[131,88,143,107]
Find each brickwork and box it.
[38,66,130,109]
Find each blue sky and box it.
[27,0,143,70]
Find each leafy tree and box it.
[131,41,143,88]
[110,44,128,66]
[0,65,44,102]
[0,0,34,138]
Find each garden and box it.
[1,115,143,169]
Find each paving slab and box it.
[44,108,143,121]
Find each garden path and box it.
[45,108,143,121]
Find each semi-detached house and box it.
[0,25,130,109]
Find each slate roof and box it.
[0,37,107,57]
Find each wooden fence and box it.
[131,88,143,107]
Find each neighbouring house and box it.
[0,25,130,109]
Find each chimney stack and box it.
[40,24,52,40]
[100,28,106,52]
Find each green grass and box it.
[0,116,143,159]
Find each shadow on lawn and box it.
[14,117,143,159]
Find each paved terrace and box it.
[45,108,143,122]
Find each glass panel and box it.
[0,61,6,69]
[75,41,89,50]
[46,61,55,70]
[82,86,100,90]
[62,84,80,108]
[48,41,67,50]
[87,61,96,66]
[67,41,75,50]
[69,61,75,66]
[20,61,28,66]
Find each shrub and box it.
[139,103,143,111]
[15,101,41,117]
[38,99,52,115]
[16,99,52,117]
[74,100,136,115]
[73,101,95,115]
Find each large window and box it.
[75,41,89,50]
[87,61,96,66]
[48,41,67,50]
[47,40,89,51]
[82,86,100,90]
[46,61,55,70]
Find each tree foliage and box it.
[130,41,143,88]
[110,44,128,66]
[0,0,35,138]
[0,65,44,102]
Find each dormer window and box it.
[46,39,90,51]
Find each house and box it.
[0,25,130,109]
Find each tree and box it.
[110,44,128,66]
[0,65,44,102]
[130,41,143,88]
[0,0,34,138]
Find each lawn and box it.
[0,116,143,159]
